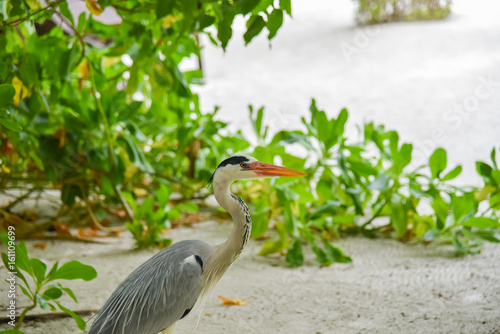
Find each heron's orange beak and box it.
[247,162,306,177]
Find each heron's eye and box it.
[240,162,247,168]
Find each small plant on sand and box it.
[1,231,97,331]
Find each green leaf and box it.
[156,0,174,19]
[390,193,408,237]
[491,147,498,169]
[308,200,342,219]
[367,174,391,191]
[30,258,47,286]
[311,245,330,267]
[19,284,32,299]
[218,19,233,50]
[15,241,33,277]
[440,165,462,182]
[431,197,449,228]
[451,193,476,223]
[58,1,74,25]
[0,60,7,81]
[46,262,59,281]
[463,217,499,229]
[255,106,264,138]
[241,0,260,14]
[244,15,266,45]
[258,240,283,256]
[0,118,22,132]
[174,202,198,213]
[3,251,30,289]
[492,170,500,184]
[429,148,447,179]
[423,229,440,241]
[472,230,500,243]
[0,84,15,106]
[332,108,348,140]
[267,9,284,40]
[347,158,377,177]
[452,233,472,255]
[198,12,216,29]
[61,286,78,303]
[61,183,82,207]
[1,330,25,334]
[48,261,97,282]
[476,161,493,178]
[156,183,171,208]
[120,135,153,172]
[399,143,413,170]
[490,193,500,209]
[388,131,399,160]
[322,239,352,263]
[43,286,63,300]
[285,239,304,267]
[444,213,455,229]
[48,302,57,311]
[55,301,86,330]
[0,231,8,246]
[279,0,292,15]
[251,209,269,238]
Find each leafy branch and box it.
[3,0,67,27]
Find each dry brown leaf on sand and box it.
[76,227,100,238]
[218,296,247,306]
[33,242,46,249]
[53,222,72,236]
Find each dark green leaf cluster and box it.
[0,0,287,246]
[354,0,452,24]
[123,182,199,248]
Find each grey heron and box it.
[88,155,305,334]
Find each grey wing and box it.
[88,240,207,334]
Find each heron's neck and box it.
[210,176,252,271]
[200,174,252,297]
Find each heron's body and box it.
[88,155,304,334]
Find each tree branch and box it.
[5,0,66,27]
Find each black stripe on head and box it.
[207,156,250,187]
[217,156,250,168]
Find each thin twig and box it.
[0,175,49,182]
[14,301,36,329]
[113,185,135,222]
[4,0,66,27]
[362,200,387,228]
[0,309,98,324]
[90,66,114,167]
[139,169,194,190]
[112,4,140,13]
[21,235,112,243]
[3,188,39,211]
[84,198,124,232]
[53,10,86,65]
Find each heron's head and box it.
[209,155,306,186]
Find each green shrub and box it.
[354,0,452,24]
